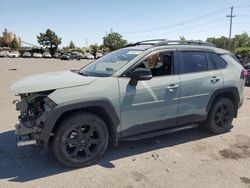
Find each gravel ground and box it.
[0,58,250,188]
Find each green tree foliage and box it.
[179,36,186,41]
[99,44,108,53]
[37,29,62,56]
[206,36,229,49]
[206,32,250,63]
[69,40,76,49]
[10,38,20,49]
[103,32,127,51]
[89,44,99,57]
[235,47,250,63]
[232,32,250,49]
[206,32,250,53]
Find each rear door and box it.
[177,50,223,125]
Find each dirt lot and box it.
[0,58,250,188]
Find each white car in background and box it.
[33,53,43,58]
[85,53,95,60]
[8,51,20,58]
[22,52,32,58]
[43,52,52,58]
[96,52,103,59]
[0,51,9,57]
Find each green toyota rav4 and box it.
[11,40,245,167]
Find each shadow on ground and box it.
[0,127,214,182]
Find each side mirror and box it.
[129,68,152,86]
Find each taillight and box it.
[241,69,248,79]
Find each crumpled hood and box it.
[11,71,97,94]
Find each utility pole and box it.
[85,38,88,47]
[226,6,236,51]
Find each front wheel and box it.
[204,98,234,134]
[53,112,109,167]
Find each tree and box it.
[10,38,19,49]
[69,40,75,49]
[233,32,250,48]
[99,44,108,53]
[103,32,127,51]
[235,47,250,64]
[179,36,186,41]
[206,33,250,52]
[37,29,62,56]
[89,44,99,58]
[206,36,229,49]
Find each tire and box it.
[53,112,109,168]
[204,98,234,134]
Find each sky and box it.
[1,0,250,47]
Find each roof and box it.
[123,39,230,54]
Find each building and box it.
[0,29,21,47]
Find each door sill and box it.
[120,123,199,141]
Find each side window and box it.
[135,51,174,77]
[180,51,208,74]
[207,52,228,70]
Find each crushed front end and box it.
[14,91,56,147]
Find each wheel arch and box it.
[39,98,120,154]
[206,87,240,118]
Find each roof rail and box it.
[124,39,215,48]
[155,40,215,47]
[124,39,166,47]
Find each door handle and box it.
[167,84,179,91]
[210,76,220,83]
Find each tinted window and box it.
[133,52,174,77]
[230,54,241,64]
[180,51,208,73]
[207,52,227,70]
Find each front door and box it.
[118,51,180,137]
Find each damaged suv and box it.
[11,40,245,167]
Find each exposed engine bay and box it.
[14,91,56,146]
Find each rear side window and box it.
[207,52,228,70]
[230,54,241,64]
[180,51,208,73]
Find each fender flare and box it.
[39,98,120,154]
[206,87,240,116]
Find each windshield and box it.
[79,48,143,77]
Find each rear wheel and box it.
[53,112,109,167]
[204,98,234,134]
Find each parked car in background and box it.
[54,53,61,59]
[33,53,43,58]
[85,53,95,59]
[60,53,72,60]
[8,51,20,58]
[0,51,9,58]
[43,52,52,58]
[70,51,80,59]
[76,52,85,60]
[22,52,32,58]
[244,63,250,85]
[96,52,103,59]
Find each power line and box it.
[126,16,226,39]
[127,20,250,43]
[83,4,250,43]
[234,4,250,9]
[120,8,228,35]
[236,15,250,17]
